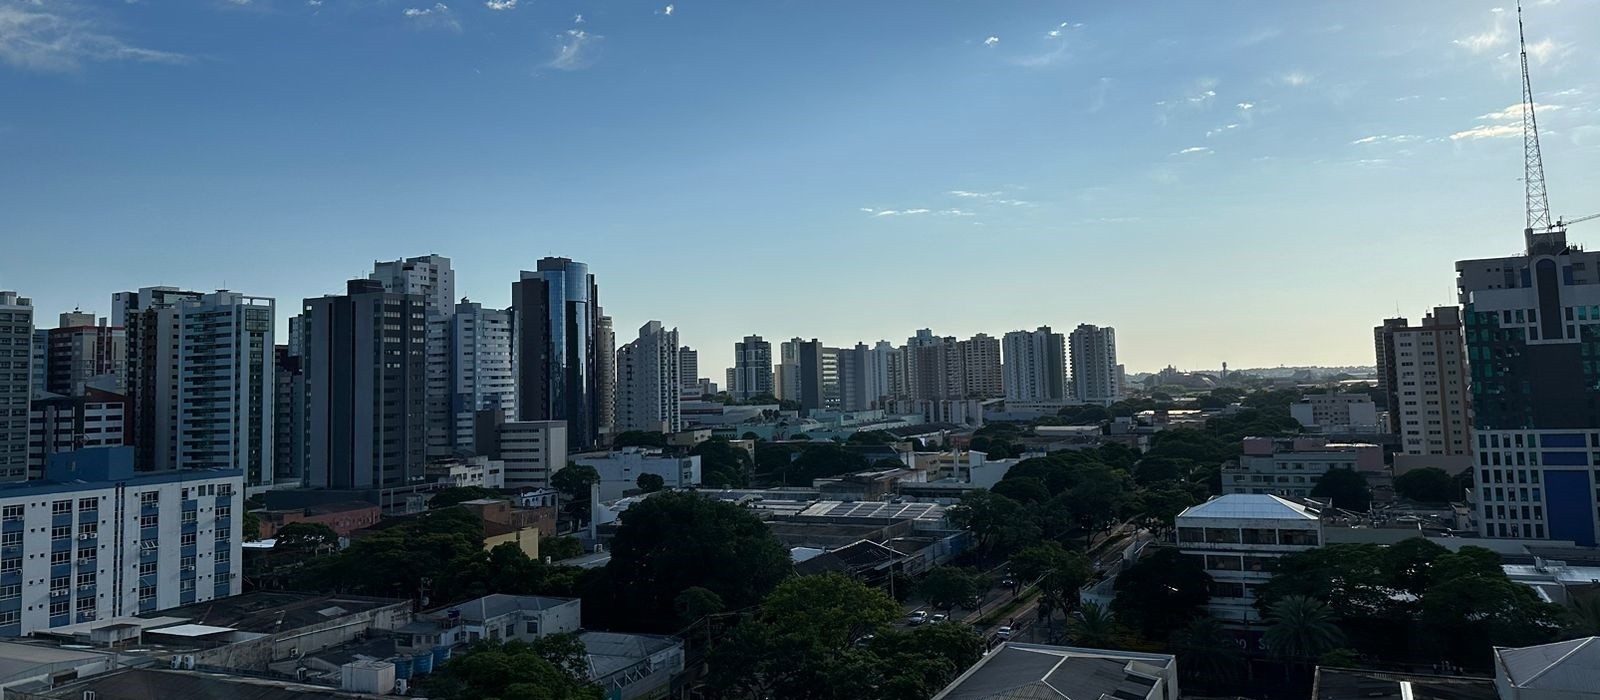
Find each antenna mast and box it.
[1518,0,1551,232]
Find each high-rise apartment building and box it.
[678,347,699,392]
[175,292,275,488]
[114,286,203,471]
[838,341,894,411]
[513,258,602,450]
[474,410,569,489]
[1003,326,1067,400]
[793,339,826,413]
[371,255,456,460]
[1373,317,1409,432]
[301,279,428,489]
[27,387,127,479]
[616,322,682,434]
[272,346,304,484]
[960,333,1003,399]
[1375,308,1471,459]
[731,335,774,401]
[370,254,455,318]
[447,301,515,456]
[1070,324,1121,406]
[596,315,616,443]
[44,311,125,397]
[1457,225,1600,544]
[775,338,802,402]
[0,447,242,636]
[0,291,32,482]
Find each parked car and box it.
[931,613,948,623]
[907,610,928,626]
[996,626,1013,640]
[1000,578,1017,588]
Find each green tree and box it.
[242,511,261,542]
[612,430,669,448]
[1310,467,1372,512]
[273,522,339,552]
[948,491,1039,560]
[674,586,725,624]
[1112,547,1211,638]
[599,492,791,629]
[541,536,584,562]
[1068,602,1119,648]
[635,473,665,493]
[1063,464,1134,545]
[917,566,982,612]
[430,486,496,508]
[1133,484,1198,534]
[1393,468,1460,503]
[1170,617,1244,686]
[784,443,870,485]
[691,437,753,488]
[551,464,600,523]
[1010,542,1092,619]
[990,476,1050,505]
[423,635,601,700]
[1263,595,1345,664]
[1566,596,1600,637]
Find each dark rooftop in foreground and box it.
[25,667,387,700]
[1313,667,1498,700]
[931,642,1175,700]
[152,591,407,634]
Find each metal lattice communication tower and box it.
[1519,0,1552,232]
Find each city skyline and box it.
[4,1,1600,371]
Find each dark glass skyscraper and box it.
[513,258,602,450]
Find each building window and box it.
[51,500,70,516]
[138,586,155,603]
[50,551,69,566]
[49,600,68,616]
[0,611,17,625]
[50,526,70,541]
[180,579,195,593]
[76,573,93,587]
[216,505,231,519]
[139,514,158,529]
[1,506,21,522]
[181,555,196,571]
[140,492,158,506]
[0,533,18,548]
[181,511,197,525]
[49,576,68,593]
[139,562,156,576]
[181,533,196,547]
[77,498,96,512]
[0,585,17,600]
[216,551,231,565]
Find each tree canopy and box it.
[551,464,600,522]
[430,486,497,508]
[612,430,669,448]
[635,473,665,493]
[1394,468,1460,503]
[1310,467,1372,512]
[1112,547,1212,638]
[917,566,984,611]
[595,491,792,629]
[273,522,339,552]
[707,574,981,700]
[691,437,752,488]
[423,634,601,700]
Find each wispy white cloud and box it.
[1274,71,1312,87]
[983,36,999,47]
[0,2,188,72]
[1205,123,1241,138]
[484,0,517,10]
[1351,134,1419,145]
[1173,146,1212,155]
[1455,8,1511,54]
[865,208,973,218]
[1236,102,1254,110]
[946,190,1029,206]
[403,3,461,31]
[1450,124,1521,141]
[1477,102,1562,121]
[546,28,600,70]
[660,4,674,17]
[573,14,584,24]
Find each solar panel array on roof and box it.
[819,501,940,520]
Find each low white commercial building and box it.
[1289,394,1381,433]
[1223,437,1382,499]
[572,448,701,501]
[425,455,505,490]
[476,412,568,489]
[0,446,243,637]
[1175,494,1323,626]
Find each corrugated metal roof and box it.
[1177,494,1318,521]
[1495,636,1600,690]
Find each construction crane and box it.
[1555,213,1600,229]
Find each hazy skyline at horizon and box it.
[3,0,1599,374]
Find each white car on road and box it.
[907,610,928,626]
[996,626,1013,640]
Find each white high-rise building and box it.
[731,335,774,400]
[1380,307,1471,458]
[615,321,681,434]
[960,333,1003,399]
[0,447,243,636]
[0,291,31,482]
[775,338,802,402]
[449,301,515,456]
[113,286,204,472]
[1070,324,1121,406]
[1003,326,1067,401]
[175,292,276,489]
[370,254,455,319]
[840,341,894,411]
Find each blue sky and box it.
[3,0,1599,374]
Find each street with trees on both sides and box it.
[241,385,1596,699]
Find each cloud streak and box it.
[403,3,461,32]
[0,2,188,72]
[547,28,600,70]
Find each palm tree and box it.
[1169,617,1244,685]
[1068,602,1119,648]
[1263,595,1345,679]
